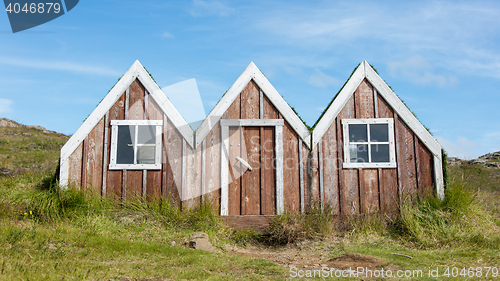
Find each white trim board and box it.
[59,60,194,187]
[311,60,443,198]
[195,62,311,149]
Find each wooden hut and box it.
[310,61,444,215]
[59,60,444,222]
[59,60,195,204]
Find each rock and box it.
[187,232,218,253]
[447,157,462,167]
[467,151,500,169]
[170,241,176,246]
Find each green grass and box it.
[0,126,68,175]
[1,124,499,279]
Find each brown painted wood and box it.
[81,137,88,189]
[416,137,434,198]
[338,95,359,215]
[395,115,418,203]
[242,126,261,215]
[106,93,125,199]
[336,117,345,215]
[240,81,260,215]
[221,216,273,234]
[262,94,279,215]
[185,144,203,210]
[354,79,379,214]
[146,95,163,201]
[359,169,380,214]
[228,126,242,215]
[376,94,399,213]
[68,142,83,187]
[204,121,222,212]
[283,122,300,213]
[261,126,275,215]
[164,118,182,208]
[125,80,146,200]
[323,121,340,214]
[241,80,260,119]
[225,94,242,215]
[309,146,320,211]
[355,79,375,119]
[84,118,104,195]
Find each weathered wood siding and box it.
[314,78,436,214]
[67,78,186,204]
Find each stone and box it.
[187,232,218,253]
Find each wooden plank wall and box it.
[67,79,186,205]
[66,77,435,216]
[316,78,435,215]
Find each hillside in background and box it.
[0,118,69,176]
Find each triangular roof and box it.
[312,61,441,157]
[60,60,194,165]
[195,62,312,148]
[312,61,443,199]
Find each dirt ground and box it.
[226,239,396,273]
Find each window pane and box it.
[370,124,388,142]
[137,125,156,144]
[349,144,368,163]
[371,144,390,163]
[349,124,367,142]
[117,125,135,164]
[137,146,155,164]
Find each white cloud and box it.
[0,98,13,114]
[388,56,458,87]
[189,0,233,17]
[162,31,174,39]
[436,136,478,160]
[308,69,340,88]
[0,57,120,77]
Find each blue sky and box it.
[0,0,499,159]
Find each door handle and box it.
[235,157,252,171]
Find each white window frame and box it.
[342,118,396,168]
[109,120,163,170]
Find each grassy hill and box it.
[0,118,69,176]
[0,119,499,280]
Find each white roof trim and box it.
[312,62,365,148]
[312,61,441,158]
[195,62,311,148]
[60,60,194,168]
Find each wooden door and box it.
[228,126,276,215]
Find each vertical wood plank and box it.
[355,79,379,214]
[299,138,304,213]
[184,142,202,210]
[84,118,104,195]
[68,142,83,187]
[201,139,206,203]
[395,114,418,203]
[275,125,284,215]
[263,94,279,214]
[106,94,125,199]
[339,95,359,215]
[242,126,261,215]
[102,112,109,197]
[125,80,145,200]
[336,117,345,214]
[145,94,162,201]
[323,124,340,214]
[164,118,182,208]
[204,121,221,213]
[220,125,229,215]
[282,122,300,213]
[181,139,187,208]
[318,138,324,213]
[377,94,399,213]
[416,137,434,198]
